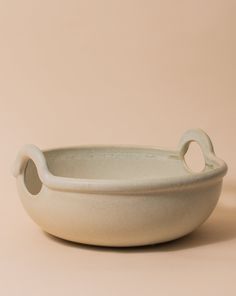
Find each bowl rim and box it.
[12,129,228,194]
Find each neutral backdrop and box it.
[1,1,236,295]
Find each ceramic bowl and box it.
[13,129,227,247]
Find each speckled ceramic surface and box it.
[13,129,227,247]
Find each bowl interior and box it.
[36,146,188,180]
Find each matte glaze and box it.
[13,129,227,246]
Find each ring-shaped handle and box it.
[12,144,50,181]
[178,128,215,170]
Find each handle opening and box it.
[182,141,206,173]
[24,159,42,195]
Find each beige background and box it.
[1,0,236,295]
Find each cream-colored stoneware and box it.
[13,129,227,247]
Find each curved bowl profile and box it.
[13,129,227,247]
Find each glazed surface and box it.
[43,147,187,180]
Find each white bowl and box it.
[13,129,227,247]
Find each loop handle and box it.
[178,129,215,168]
[12,144,49,182]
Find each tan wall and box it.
[1,0,235,179]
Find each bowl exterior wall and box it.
[16,175,222,247]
